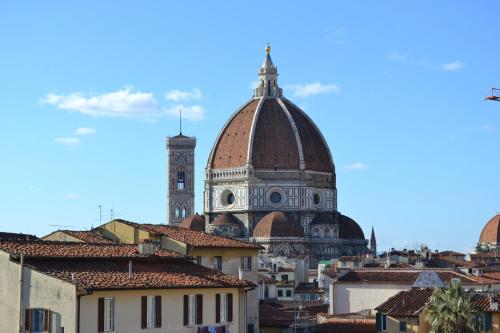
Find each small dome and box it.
[338,214,365,240]
[479,214,500,244]
[212,213,241,226]
[179,214,205,232]
[253,211,304,238]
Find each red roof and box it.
[49,230,116,244]
[319,319,376,333]
[24,258,254,291]
[209,98,334,173]
[114,220,261,249]
[0,240,182,258]
[480,214,500,244]
[179,214,205,232]
[376,288,499,317]
[253,211,304,238]
[335,269,486,285]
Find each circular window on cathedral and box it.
[221,190,235,207]
[266,187,286,208]
[270,191,282,204]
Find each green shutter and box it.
[376,312,382,332]
[485,312,492,331]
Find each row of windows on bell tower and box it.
[177,171,185,190]
[175,206,187,219]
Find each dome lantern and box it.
[254,45,283,98]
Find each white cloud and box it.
[287,82,341,98]
[482,125,495,132]
[55,137,80,146]
[75,127,96,135]
[164,104,205,121]
[65,193,80,200]
[41,88,162,118]
[442,61,464,72]
[165,88,202,102]
[250,80,259,89]
[42,88,206,121]
[343,163,367,171]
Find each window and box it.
[216,293,233,323]
[313,193,321,205]
[278,290,283,297]
[270,274,276,281]
[175,207,181,219]
[281,274,288,282]
[214,256,222,271]
[32,309,47,333]
[181,207,187,219]
[142,296,161,329]
[399,321,407,332]
[183,294,202,326]
[285,290,292,297]
[241,256,251,270]
[269,191,282,204]
[188,295,196,326]
[98,298,114,332]
[193,256,202,265]
[177,171,185,190]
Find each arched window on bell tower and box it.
[177,171,185,190]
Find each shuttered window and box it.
[25,308,50,333]
[98,298,114,332]
[141,296,161,329]
[215,293,233,323]
[183,294,203,326]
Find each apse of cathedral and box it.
[168,46,370,267]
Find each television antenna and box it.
[49,224,74,230]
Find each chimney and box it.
[138,239,156,256]
[128,261,133,278]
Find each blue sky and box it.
[1,1,499,253]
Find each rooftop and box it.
[111,219,261,249]
[333,269,487,285]
[45,230,116,244]
[24,258,254,292]
[0,240,182,259]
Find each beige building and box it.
[328,269,490,315]
[0,239,255,333]
[375,288,500,333]
[98,218,262,332]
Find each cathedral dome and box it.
[253,211,304,238]
[338,214,365,240]
[479,214,500,244]
[207,48,334,174]
[212,213,240,226]
[179,214,205,232]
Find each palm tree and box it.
[425,279,479,333]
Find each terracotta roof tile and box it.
[0,240,182,258]
[115,220,261,249]
[336,269,486,285]
[253,211,304,238]
[58,230,116,244]
[318,319,376,333]
[251,98,300,170]
[0,232,37,241]
[480,214,500,244]
[179,214,206,232]
[375,288,434,316]
[24,258,254,291]
[211,99,259,169]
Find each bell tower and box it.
[166,121,196,225]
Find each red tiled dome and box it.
[208,98,334,173]
[479,214,500,244]
[253,211,304,238]
[212,213,240,226]
[338,214,365,240]
[179,214,205,232]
